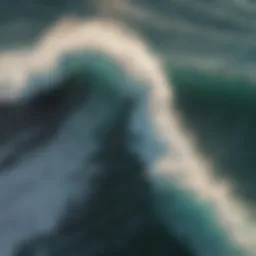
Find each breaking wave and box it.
[0,16,256,255]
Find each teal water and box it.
[172,67,256,208]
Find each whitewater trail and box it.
[0,18,255,255]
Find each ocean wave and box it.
[0,18,255,255]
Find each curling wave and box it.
[0,18,255,256]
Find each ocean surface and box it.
[1,0,256,255]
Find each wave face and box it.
[0,1,256,256]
